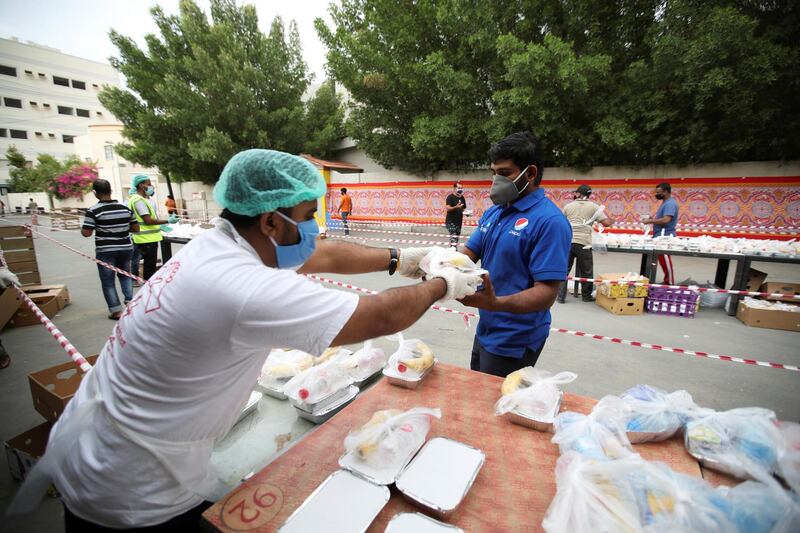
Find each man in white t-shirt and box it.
[9,149,480,531]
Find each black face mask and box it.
[655,193,665,200]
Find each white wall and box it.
[8,191,49,212]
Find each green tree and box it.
[5,146,82,194]
[100,0,344,184]
[317,0,800,171]
[303,81,346,159]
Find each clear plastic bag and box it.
[343,407,441,469]
[260,349,314,386]
[314,346,352,366]
[620,385,698,442]
[776,420,800,493]
[542,451,646,533]
[282,354,353,404]
[386,334,435,378]
[719,480,800,533]
[495,368,577,418]
[338,341,388,382]
[684,407,782,481]
[591,226,608,254]
[418,247,486,276]
[552,396,633,460]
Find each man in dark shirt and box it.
[445,182,467,248]
[81,179,139,319]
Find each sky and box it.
[0,0,335,81]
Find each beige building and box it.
[0,36,121,202]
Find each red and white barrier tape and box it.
[307,274,798,373]
[15,287,92,373]
[328,218,479,228]
[551,327,798,372]
[25,224,145,284]
[566,276,800,300]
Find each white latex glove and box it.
[398,247,436,279]
[430,266,484,302]
[0,267,20,289]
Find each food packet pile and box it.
[337,341,388,382]
[386,334,435,378]
[552,396,633,461]
[260,349,314,386]
[619,384,701,442]
[343,407,441,469]
[495,368,577,419]
[282,354,353,404]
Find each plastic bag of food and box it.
[338,341,388,382]
[260,349,314,386]
[542,451,645,533]
[386,334,435,378]
[552,396,633,460]
[776,420,800,493]
[418,247,486,277]
[620,384,697,442]
[718,479,800,533]
[495,368,577,418]
[314,346,352,366]
[282,355,353,404]
[684,407,782,481]
[591,226,608,254]
[343,407,442,469]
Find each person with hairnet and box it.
[128,175,179,281]
[9,149,481,531]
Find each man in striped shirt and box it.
[81,179,139,320]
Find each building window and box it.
[53,75,69,87]
[58,106,74,115]
[3,97,23,108]
[0,64,17,77]
[38,72,46,78]
[24,70,33,75]
[10,129,28,139]
[71,80,86,90]
[62,134,75,143]
[43,103,51,108]
[76,108,90,118]
[104,144,114,160]
[30,101,38,106]
[92,83,99,89]
[0,129,6,138]
[96,111,103,116]
[48,133,56,138]
[35,132,43,137]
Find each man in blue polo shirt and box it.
[642,182,679,284]
[458,131,572,376]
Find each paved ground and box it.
[1,215,798,530]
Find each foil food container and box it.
[295,385,359,425]
[384,512,465,532]
[505,391,563,432]
[278,470,389,533]
[626,428,679,444]
[290,381,355,413]
[353,366,386,389]
[382,359,437,389]
[256,378,289,400]
[338,433,426,486]
[235,391,262,424]
[685,439,749,480]
[395,437,485,518]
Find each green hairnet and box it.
[213,149,325,216]
[129,175,151,195]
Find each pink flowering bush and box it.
[49,164,98,200]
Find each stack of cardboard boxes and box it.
[595,273,649,315]
[736,268,800,332]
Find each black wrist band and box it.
[388,248,399,275]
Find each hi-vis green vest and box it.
[128,194,163,244]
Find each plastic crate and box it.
[646,287,699,318]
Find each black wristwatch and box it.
[388,248,399,275]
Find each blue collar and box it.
[507,187,545,212]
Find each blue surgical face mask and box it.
[269,210,319,270]
[145,186,155,196]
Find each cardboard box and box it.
[760,282,800,303]
[24,285,70,309]
[745,268,768,292]
[597,273,649,298]
[28,355,99,423]
[0,287,22,330]
[737,302,800,332]
[0,235,34,251]
[16,272,42,286]
[4,422,52,482]
[3,249,36,265]
[596,292,645,315]
[6,290,60,328]
[0,225,26,238]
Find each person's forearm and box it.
[377,279,446,334]
[300,241,392,274]
[494,283,559,313]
